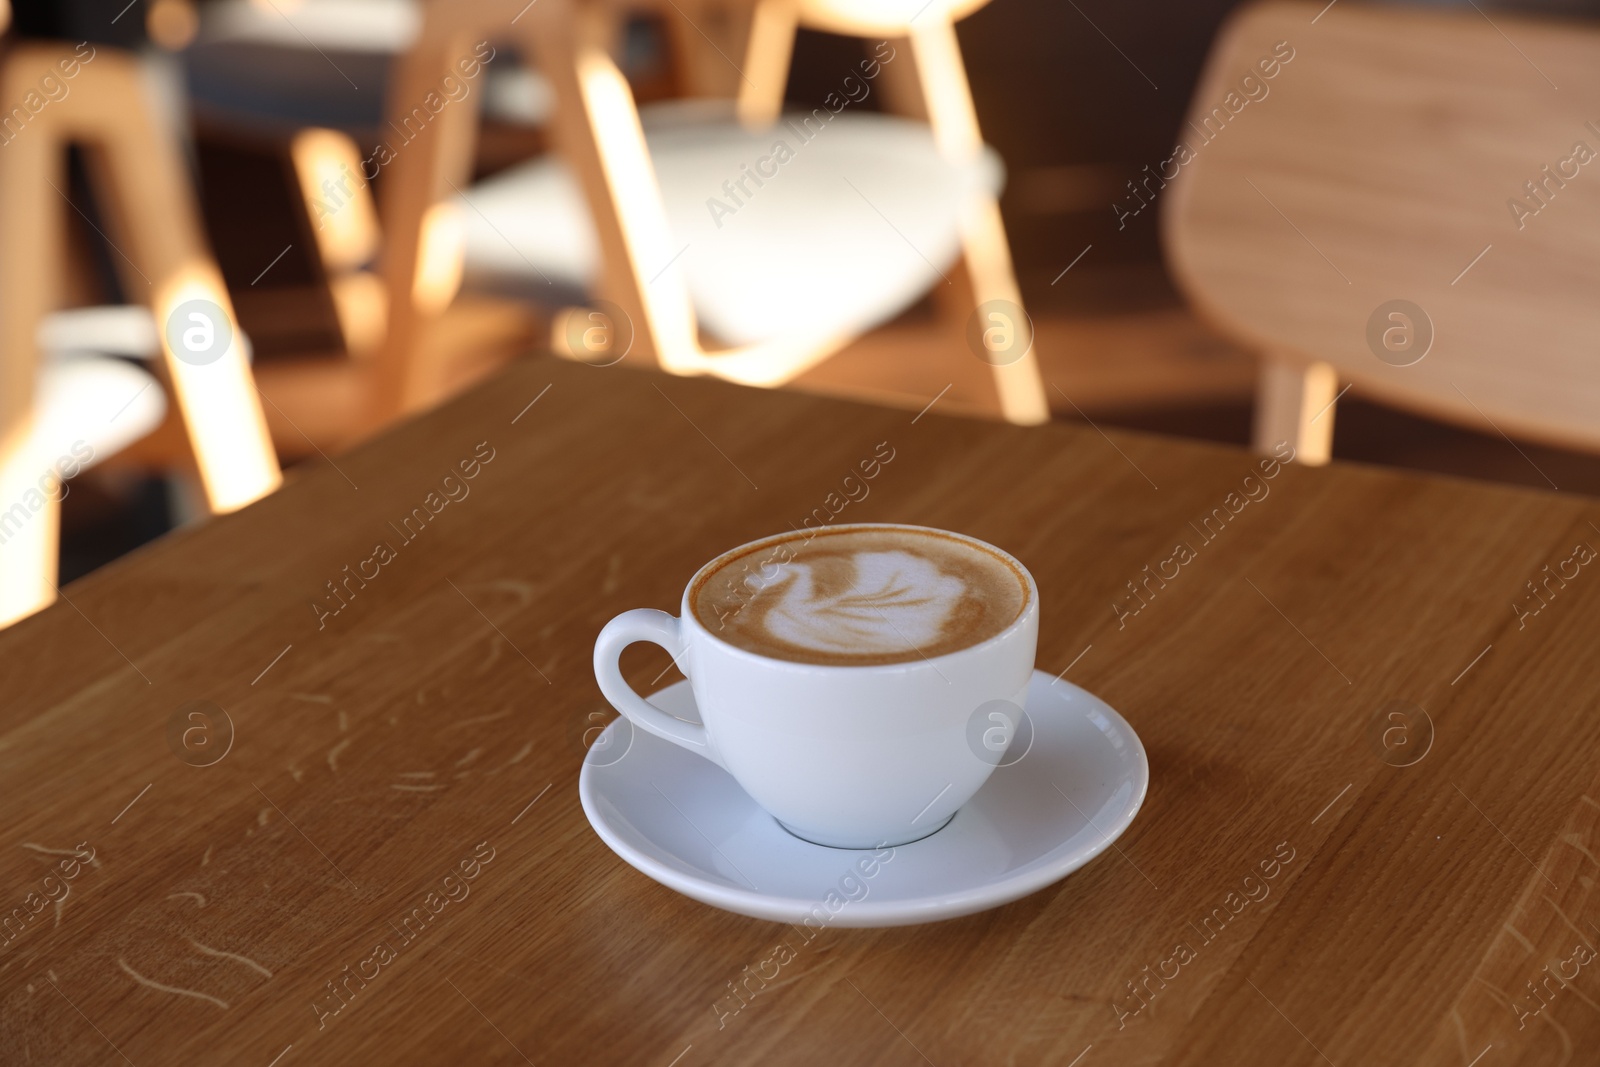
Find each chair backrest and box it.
[1164,0,1600,453]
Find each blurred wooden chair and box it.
[173,0,539,446]
[384,0,1048,425]
[0,34,281,626]
[1165,0,1600,463]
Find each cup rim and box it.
[679,522,1039,673]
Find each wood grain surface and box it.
[3,357,1599,1066]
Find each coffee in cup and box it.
[689,525,1030,666]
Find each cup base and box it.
[773,811,957,851]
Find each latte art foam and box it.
[691,527,1029,665]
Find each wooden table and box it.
[3,357,1598,1065]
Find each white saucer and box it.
[579,669,1148,926]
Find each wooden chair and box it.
[0,37,281,627]
[740,0,1044,422]
[580,0,1046,424]
[1164,0,1600,463]
[191,5,543,445]
[369,0,1049,426]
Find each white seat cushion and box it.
[38,306,160,361]
[39,305,254,364]
[458,108,1003,346]
[461,158,598,296]
[199,0,420,52]
[32,355,167,472]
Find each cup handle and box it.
[593,609,720,766]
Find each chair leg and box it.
[1253,356,1338,465]
[71,50,281,512]
[372,11,492,423]
[0,427,58,628]
[872,35,926,121]
[663,0,757,100]
[0,51,60,621]
[524,2,704,373]
[908,18,1048,426]
[736,0,798,128]
[957,195,1050,425]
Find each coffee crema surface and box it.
[690,527,1030,665]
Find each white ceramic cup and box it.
[592,524,1039,849]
